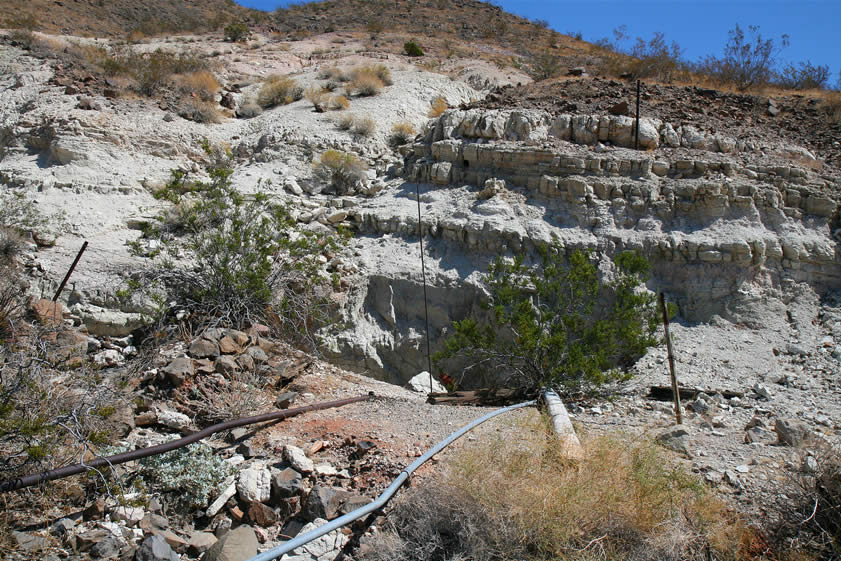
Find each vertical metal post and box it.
[660,293,682,424]
[414,184,434,392]
[53,241,88,302]
[635,79,641,150]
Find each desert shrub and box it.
[435,244,658,392]
[137,443,234,511]
[328,95,350,110]
[777,60,831,90]
[313,149,368,194]
[348,71,384,96]
[236,100,263,119]
[366,18,384,36]
[318,66,350,82]
[627,32,684,82]
[529,50,562,80]
[304,85,330,111]
[389,121,416,146]
[130,151,346,343]
[257,74,303,108]
[0,273,25,342]
[176,70,220,101]
[336,113,356,130]
[223,22,250,43]
[363,413,753,561]
[428,96,448,117]
[98,48,208,96]
[696,24,789,90]
[0,328,116,482]
[177,368,272,425]
[0,191,66,248]
[354,63,392,86]
[352,115,377,137]
[177,99,222,123]
[771,447,841,559]
[404,40,424,57]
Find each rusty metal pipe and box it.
[0,394,373,493]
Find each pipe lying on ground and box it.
[0,394,374,493]
[246,399,537,561]
[541,388,584,459]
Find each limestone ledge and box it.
[427,108,818,158]
[408,141,824,191]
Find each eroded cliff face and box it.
[326,108,840,383]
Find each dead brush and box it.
[176,70,220,102]
[362,411,757,561]
[389,121,416,146]
[175,368,273,426]
[428,95,448,117]
[348,68,385,96]
[256,74,303,108]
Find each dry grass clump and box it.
[236,100,263,119]
[304,85,330,112]
[329,95,350,110]
[257,74,303,108]
[363,412,756,561]
[336,113,356,130]
[389,121,416,146]
[312,149,368,194]
[428,95,448,117]
[352,115,377,137]
[347,64,392,97]
[175,70,220,101]
[177,99,222,123]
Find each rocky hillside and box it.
[1,4,841,559]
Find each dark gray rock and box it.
[91,536,120,558]
[202,525,258,561]
[303,486,359,521]
[775,418,813,446]
[275,392,298,409]
[189,338,220,359]
[162,357,193,386]
[655,428,691,458]
[272,467,304,499]
[135,534,180,561]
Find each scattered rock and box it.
[272,467,304,499]
[190,338,221,359]
[135,534,180,561]
[237,466,272,503]
[406,371,446,393]
[656,428,691,458]
[162,357,193,386]
[775,418,813,447]
[247,502,279,527]
[283,445,314,474]
[202,525,258,561]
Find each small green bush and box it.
[435,243,659,392]
[404,40,424,57]
[224,22,250,43]
[131,150,347,344]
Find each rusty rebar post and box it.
[660,293,682,424]
[53,241,88,302]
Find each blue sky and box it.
[236,0,840,86]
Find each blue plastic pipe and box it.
[246,398,537,561]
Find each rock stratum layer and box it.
[328,108,840,382]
